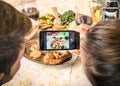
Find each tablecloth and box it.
[3,56,92,86]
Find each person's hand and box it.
[70,24,90,55]
[70,24,90,38]
[79,24,90,35]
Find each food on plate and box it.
[43,50,71,65]
[59,10,75,25]
[50,41,61,49]
[25,38,72,65]
[25,39,41,60]
[49,36,68,49]
[38,10,75,30]
[39,14,55,30]
[52,25,68,30]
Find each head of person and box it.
[81,19,120,86]
[0,1,33,85]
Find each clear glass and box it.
[75,13,92,26]
[17,0,40,20]
[75,8,92,26]
[89,0,104,25]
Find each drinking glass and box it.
[75,13,92,25]
[75,9,92,26]
[21,0,39,20]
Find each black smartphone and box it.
[39,30,80,50]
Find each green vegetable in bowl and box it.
[59,10,75,26]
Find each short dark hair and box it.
[0,1,32,74]
[82,19,120,86]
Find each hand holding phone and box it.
[39,30,80,50]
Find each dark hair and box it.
[0,1,32,75]
[82,19,120,86]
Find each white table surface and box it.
[3,55,92,86]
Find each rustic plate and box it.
[24,38,79,65]
[24,51,79,66]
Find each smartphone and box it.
[39,30,80,50]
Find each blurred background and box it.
[3,0,90,16]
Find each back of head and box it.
[0,1,32,75]
[82,19,120,86]
[0,0,32,39]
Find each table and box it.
[2,1,92,85]
[3,55,92,86]
[2,19,92,86]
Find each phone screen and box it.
[39,30,80,50]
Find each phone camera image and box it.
[39,30,80,50]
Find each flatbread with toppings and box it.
[24,38,72,65]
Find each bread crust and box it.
[25,38,72,65]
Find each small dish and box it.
[22,7,39,20]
